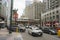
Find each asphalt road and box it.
[0,28,60,40]
[21,30,60,40]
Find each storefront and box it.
[44,21,59,28]
[45,22,51,27]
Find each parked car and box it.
[39,27,44,30]
[43,27,57,35]
[28,27,43,36]
[18,25,26,32]
[25,26,29,29]
[11,25,19,32]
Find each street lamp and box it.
[9,0,13,34]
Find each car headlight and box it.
[32,30,37,33]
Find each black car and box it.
[43,27,57,35]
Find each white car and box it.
[28,27,43,36]
[18,25,26,32]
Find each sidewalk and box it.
[0,28,23,40]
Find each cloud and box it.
[13,0,25,18]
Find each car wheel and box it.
[20,29,23,32]
[39,33,43,37]
[32,33,34,36]
[49,32,52,35]
[28,31,30,34]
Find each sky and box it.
[13,0,43,18]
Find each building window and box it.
[50,17,52,21]
[56,5,59,8]
[47,14,49,16]
[56,15,59,19]
[50,17,52,19]
[56,10,59,13]
[53,16,55,19]
[0,3,1,5]
[52,7,54,9]
[45,15,46,17]
[53,12,54,14]
[45,18,46,21]
[50,13,51,15]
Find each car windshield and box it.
[12,25,18,27]
[20,25,24,27]
[49,27,55,29]
[34,28,39,30]
[32,27,39,30]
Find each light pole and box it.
[39,12,42,27]
[9,0,13,34]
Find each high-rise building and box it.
[25,1,45,21]
[25,0,33,6]
[43,0,48,12]
[33,0,39,2]
[0,0,3,20]
[43,0,60,11]
[50,0,60,10]
[34,1,45,19]
[25,0,34,19]
[0,0,12,26]
[25,4,34,19]
[42,0,60,27]
[0,0,11,20]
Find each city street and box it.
[0,28,60,40]
[0,0,60,40]
[21,30,60,40]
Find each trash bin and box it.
[57,30,60,37]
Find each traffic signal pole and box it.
[9,0,13,34]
